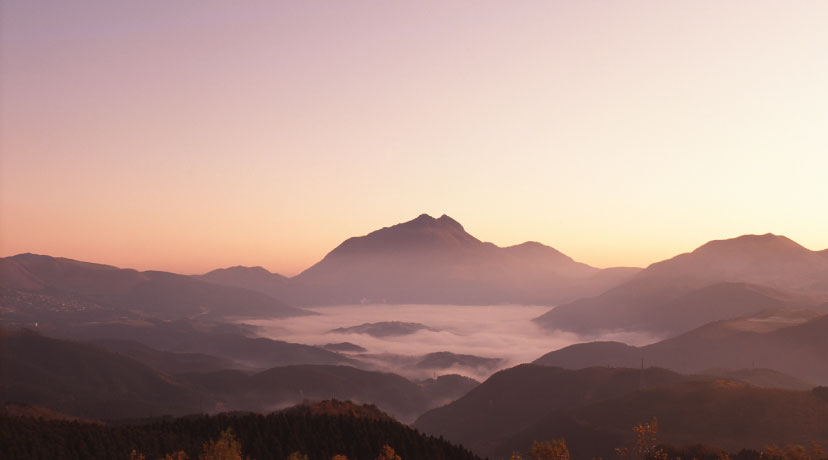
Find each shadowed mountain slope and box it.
[0,330,203,419]
[54,319,354,370]
[535,234,828,336]
[213,214,640,306]
[2,254,309,321]
[1,401,484,460]
[91,338,243,374]
[2,331,478,423]
[534,311,828,385]
[493,381,828,460]
[415,363,828,459]
[414,364,688,456]
[196,265,289,299]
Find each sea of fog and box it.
[242,304,662,381]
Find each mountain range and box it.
[1,253,308,323]
[534,308,828,385]
[414,363,828,459]
[534,234,828,336]
[199,214,641,306]
[0,330,479,422]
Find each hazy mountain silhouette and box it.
[535,234,828,335]
[415,363,828,458]
[418,374,480,409]
[330,321,439,337]
[1,254,309,321]
[323,342,368,353]
[414,364,689,456]
[493,380,828,459]
[196,265,289,299]
[190,365,430,421]
[0,330,204,419]
[55,319,355,369]
[534,310,828,385]
[220,214,639,306]
[91,338,244,374]
[2,330,479,422]
[182,364,480,422]
[415,352,501,371]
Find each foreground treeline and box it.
[505,419,828,460]
[0,405,480,460]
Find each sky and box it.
[2,1,827,276]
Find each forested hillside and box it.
[0,401,480,460]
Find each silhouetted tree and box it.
[199,428,247,460]
[375,445,402,460]
[616,417,668,460]
[528,440,569,460]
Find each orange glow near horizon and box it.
[2,2,827,276]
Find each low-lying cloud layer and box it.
[243,304,662,381]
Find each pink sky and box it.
[2,1,827,276]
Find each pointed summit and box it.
[437,214,464,229]
[291,213,633,306]
[695,233,806,255]
[409,213,437,225]
[402,214,465,232]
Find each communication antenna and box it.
[639,358,646,390]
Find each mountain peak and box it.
[411,213,436,223]
[210,265,273,276]
[695,233,806,255]
[403,213,465,231]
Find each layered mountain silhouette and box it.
[0,330,479,422]
[534,309,828,385]
[203,214,640,306]
[534,234,828,335]
[0,330,204,419]
[323,342,368,353]
[415,352,501,372]
[414,364,690,457]
[1,254,309,322]
[54,319,354,370]
[196,265,289,299]
[492,380,828,459]
[2,400,484,460]
[185,365,427,421]
[329,321,439,337]
[415,363,828,458]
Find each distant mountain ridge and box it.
[196,266,289,300]
[206,214,640,306]
[533,310,828,385]
[1,330,479,422]
[1,253,309,322]
[535,233,828,336]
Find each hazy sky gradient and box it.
[2,1,827,275]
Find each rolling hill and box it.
[0,330,204,419]
[413,364,688,456]
[54,319,355,369]
[1,254,309,322]
[196,265,289,299]
[1,330,478,422]
[415,363,828,459]
[492,380,828,459]
[1,400,483,460]
[534,310,828,385]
